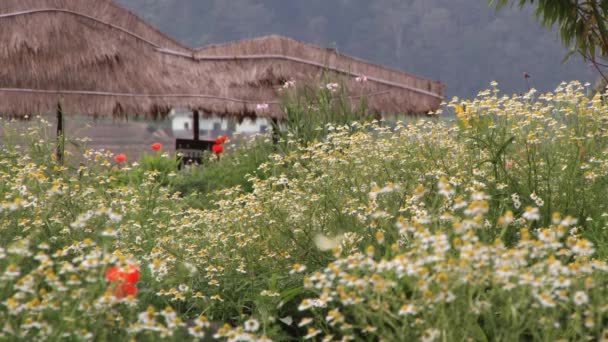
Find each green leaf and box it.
[561,49,577,63]
[468,322,489,342]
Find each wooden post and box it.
[271,117,279,145]
[56,102,64,163]
[193,110,200,141]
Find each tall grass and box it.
[0,81,607,341]
[277,79,377,146]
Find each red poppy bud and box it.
[151,142,162,151]
[523,72,530,79]
[114,153,126,163]
[212,143,224,154]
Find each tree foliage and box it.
[492,1,608,68]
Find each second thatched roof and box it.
[0,0,444,120]
[194,35,444,115]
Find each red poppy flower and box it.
[212,143,224,154]
[114,153,126,163]
[105,265,139,284]
[105,264,139,298]
[105,266,122,282]
[113,282,138,298]
[151,142,162,151]
[214,135,228,144]
[123,265,140,283]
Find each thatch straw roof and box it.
[0,0,444,120]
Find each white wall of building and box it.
[169,110,269,139]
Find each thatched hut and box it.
[0,0,444,121]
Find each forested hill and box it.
[116,0,595,98]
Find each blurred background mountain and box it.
[116,0,596,98]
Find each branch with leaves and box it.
[492,0,608,81]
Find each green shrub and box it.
[171,135,276,208]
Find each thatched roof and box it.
[0,0,262,119]
[0,0,444,119]
[194,35,444,115]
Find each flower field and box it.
[1,81,608,341]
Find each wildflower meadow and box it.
[1,81,608,341]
